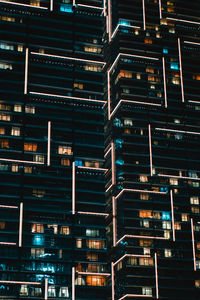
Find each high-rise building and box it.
[1,0,200,299]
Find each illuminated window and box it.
[18,45,23,52]
[0,114,10,121]
[191,197,199,205]
[48,286,56,297]
[140,193,149,200]
[85,161,99,168]
[75,276,85,285]
[144,248,150,255]
[47,224,58,234]
[84,46,101,53]
[11,127,20,136]
[162,212,171,220]
[12,164,18,172]
[25,106,35,114]
[169,178,178,185]
[146,67,154,73]
[139,257,154,266]
[124,119,133,126]
[32,223,44,233]
[0,42,14,51]
[87,240,105,249]
[164,230,170,239]
[0,139,9,148]
[87,252,98,261]
[142,287,152,296]
[153,212,161,219]
[20,285,28,296]
[60,226,70,235]
[59,287,69,298]
[61,158,71,166]
[32,189,45,198]
[195,280,200,288]
[174,222,181,230]
[162,221,171,229]
[117,261,122,270]
[140,175,148,182]
[0,62,13,70]
[0,104,11,110]
[0,15,15,22]
[30,0,40,6]
[124,128,131,134]
[24,143,37,152]
[144,38,152,44]
[84,65,101,72]
[74,83,84,89]
[0,128,5,135]
[197,243,200,250]
[139,239,152,247]
[193,74,200,80]
[14,104,22,112]
[60,4,73,12]
[76,239,82,248]
[136,73,141,79]
[0,222,5,229]
[86,276,106,286]
[86,229,99,237]
[24,166,32,173]
[139,210,152,218]
[34,155,45,163]
[141,220,149,228]
[181,213,189,222]
[127,257,137,265]
[31,248,44,258]
[196,261,200,269]
[58,146,72,155]
[118,70,132,79]
[191,207,200,214]
[165,249,172,257]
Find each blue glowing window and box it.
[33,235,44,246]
[170,62,179,70]
[119,19,131,26]
[60,4,73,13]
[113,118,122,127]
[75,160,83,166]
[162,212,171,220]
[163,48,168,54]
[115,159,124,165]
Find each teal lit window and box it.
[162,212,171,221]
[60,4,73,13]
[170,62,179,70]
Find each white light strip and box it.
[184,41,200,46]
[72,162,75,215]
[111,262,115,300]
[0,280,41,285]
[162,57,167,108]
[47,121,51,167]
[73,0,75,6]
[0,205,18,209]
[77,4,103,10]
[77,166,108,171]
[72,267,75,300]
[77,211,109,217]
[0,0,48,9]
[191,218,196,271]
[105,184,113,193]
[76,272,110,276]
[30,52,105,65]
[158,0,162,19]
[148,124,153,176]
[167,17,200,25]
[155,127,200,135]
[103,0,106,16]
[111,141,116,185]
[142,0,146,30]
[24,48,29,95]
[107,70,111,120]
[29,91,106,104]
[50,0,53,11]
[104,146,112,158]
[188,100,200,104]
[155,253,159,299]
[119,294,152,300]
[111,23,140,40]
[170,190,175,242]
[178,38,185,102]
[18,202,23,247]
[45,278,48,300]
[158,174,200,181]
[112,196,116,246]
[113,254,150,267]
[116,234,168,246]
[115,188,167,200]
[0,242,16,245]
[120,52,159,61]
[0,158,44,165]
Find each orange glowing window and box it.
[139,210,152,218]
[139,239,153,246]
[144,38,152,44]
[118,70,132,79]
[0,139,9,148]
[87,240,105,249]
[86,276,106,286]
[24,143,37,152]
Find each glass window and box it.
[76,239,82,248]
[87,240,105,249]
[162,221,171,229]
[14,104,22,112]
[59,287,69,298]
[142,287,152,295]
[0,114,10,121]
[86,229,99,237]
[139,258,154,266]
[169,178,178,185]
[86,276,106,286]
[24,143,37,152]
[124,119,133,126]
[32,223,44,233]
[47,224,58,234]
[11,126,20,136]
[31,248,45,258]
[20,285,28,296]
[0,62,13,70]
[48,286,56,297]
[60,226,70,235]
[182,213,189,222]
[34,155,45,163]
[58,146,72,155]
[75,276,85,286]
[0,128,5,135]
[139,210,152,218]
[0,222,5,229]
[165,249,172,257]
[174,222,181,230]
[190,197,199,205]
[140,175,148,182]
[0,139,9,148]
[140,193,149,200]
[25,105,35,114]
[127,257,137,265]
[12,164,18,172]
[24,166,32,173]
[87,252,98,261]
